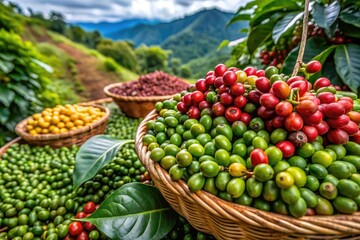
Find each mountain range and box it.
[76,19,161,37]
[75,8,248,76]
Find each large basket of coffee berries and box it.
[135,62,360,240]
[15,104,110,148]
[104,71,189,118]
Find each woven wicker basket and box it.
[15,104,110,148]
[135,110,360,240]
[103,82,174,118]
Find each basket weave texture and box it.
[103,82,174,118]
[15,104,110,148]
[135,110,360,240]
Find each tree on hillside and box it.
[48,11,66,34]
[125,40,135,49]
[169,58,182,76]
[66,26,86,43]
[0,29,60,145]
[0,2,22,32]
[135,45,171,73]
[8,2,22,14]
[96,39,138,72]
[84,30,102,49]
[227,0,360,94]
[180,65,192,78]
[28,8,46,21]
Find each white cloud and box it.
[12,0,247,22]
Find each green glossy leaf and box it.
[308,45,337,83]
[31,58,53,73]
[0,108,10,125]
[10,73,25,82]
[14,96,30,113]
[0,53,16,61]
[84,182,177,240]
[5,120,17,132]
[313,1,340,30]
[0,87,15,107]
[73,135,134,189]
[340,6,360,28]
[334,44,360,94]
[272,11,303,44]
[322,60,343,86]
[240,28,249,33]
[226,14,250,26]
[8,84,42,105]
[247,20,274,55]
[217,40,230,50]
[234,0,269,15]
[313,45,337,64]
[339,21,360,38]
[282,38,328,74]
[0,60,14,74]
[9,84,31,97]
[252,0,300,27]
[28,79,42,89]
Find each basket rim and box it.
[103,82,178,102]
[0,137,23,156]
[135,109,360,236]
[15,104,110,142]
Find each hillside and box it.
[22,24,138,100]
[108,10,208,45]
[107,9,247,64]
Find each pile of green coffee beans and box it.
[163,215,214,240]
[0,144,79,240]
[0,103,212,240]
[105,103,142,139]
[77,143,147,203]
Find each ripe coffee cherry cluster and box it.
[261,22,355,68]
[256,62,360,146]
[179,62,360,152]
[177,65,262,123]
[292,22,353,46]
[260,48,292,68]
[65,202,101,240]
[146,62,360,218]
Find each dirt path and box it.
[56,43,118,100]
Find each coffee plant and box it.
[0,29,59,146]
[226,0,360,94]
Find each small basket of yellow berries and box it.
[15,103,110,148]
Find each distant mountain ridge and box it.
[74,8,248,73]
[75,19,161,37]
[108,9,243,45]
[107,9,247,64]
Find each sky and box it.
[11,0,246,23]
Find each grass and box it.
[100,58,138,81]
[48,31,138,82]
[35,42,84,103]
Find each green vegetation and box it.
[0,103,214,239]
[48,11,67,35]
[0,29,59,145]
[185,48,233,78]
[0,2,142,145]
[36,42,83,103]
[107,9,247,77]
[227,0,360,94]
[48,31,138,81]
[135,45,171,74]
[0,3,22,32]
[96,39,138,72]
